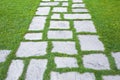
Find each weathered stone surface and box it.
[55,57,78,68]
[24,33,42,40]
[0,50,11,63]
[40,2,59,6]
[83,54,110,70]
[49,21,70,29]
[48,30,73,39]
[112,52,120,69]
[64,14,91,19]
[73,0,83,3]
[102,75,120,80]
[51,14,61,19]
[78,35,105,51]
[72,4,85,8]
[25,59,48,80]
[74,21,96,33]
[36,7,50,15]
[54,0,68,1]
[16,42,47,57]
[42,0,50,1]
[52,7,67,12]
[62,2,68,6]
[28,16,46,31]
[6,60,24,80]
[72,9,88,12]
[51,72,95,80]
[52,41,77,55]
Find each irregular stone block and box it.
[6,60,24,80]
[102,75,120,80]
[29,16,46,31]
[62,2,68,6]
[16,42,47,57]
[64,14,91,19]
[83,54,110,70]
[73,0,83,3]
[36,7,50,15]
[74,21,96,33]
[40,2,59,6]
[52,41,77,55]
[78,35,105,51]
[25,59,48,80]
[72,9,88,12]
[55,57,78,68]
[51,72,95,80]
[49,21,70,29]
[51,14,61,19]
[48,30,73,39]
[24,33,42,40]
[72,4,85,8]
[52,7,67,12]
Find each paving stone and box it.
[6,60,24,80]
[42,0,50,1]
[49,21,70,29]
[73,0,83,3]
[112,52,120,69]
[0,50,11,63]
[28,16,46,31]
[102,75,120,80]
[51,72,95,80]
[51,14,61,19]
[48,30,73,39]
[54,0,68,1]
[25,59,48,80]
[62,2,68,6]
[16,42,47,57]
[64,14,91,19]
[72,9,88,12]
[74,21,96,33]
[36,7,50,15]
[83,54,110,70]
[52,7,67,12]
[40,2,59,6]
[24,33,42,40]
[72,4,85,8]
[52,41,77,55]
[78,35,105,51]
[55,57,78,68]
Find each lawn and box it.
[0,0,120,80]
[0,0,41,49]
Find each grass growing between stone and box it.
[0,0,120,80]
[83,0,120,79]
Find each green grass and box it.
[0,0,120,80]
[0,0,41,49]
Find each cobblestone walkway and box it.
[2,0,120,80]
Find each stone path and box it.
[1,0,120,80]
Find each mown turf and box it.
[0,0,41,49]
